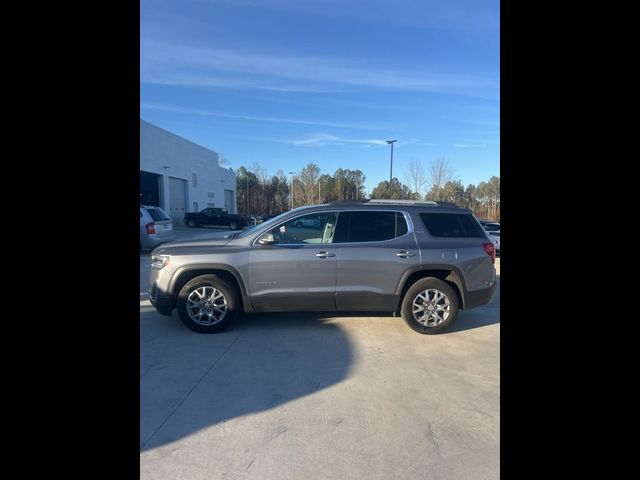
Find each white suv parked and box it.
[140,205,176,251]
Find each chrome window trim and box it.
[251,209,415,247]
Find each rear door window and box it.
[419,213,486,238]
[334,211,408,243]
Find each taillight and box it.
[145,222,155,234]
[482,242,496,264]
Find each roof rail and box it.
[366,199,438,205]
[327,199,368,205]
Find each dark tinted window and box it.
[420,213,485,238]
[334,211,408,243]
[484,223,500,231]
[147,208,171,221]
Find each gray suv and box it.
[148,200,497,334]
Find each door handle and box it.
[316,251,336,258]
[395,251,416,258]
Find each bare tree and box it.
[427,157,454,201]
[405,158,426,199]
[217,153,231,167]
[299,163,321,204]
[250,162,269,183]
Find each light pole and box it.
[386,139,397,184]
[288,171,295,210]
[318,179,321,204]
[220,180,226,212]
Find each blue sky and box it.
[141,0,499,194]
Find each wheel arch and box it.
[169,264,253,312]
[395,266,467,312]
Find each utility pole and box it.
[288,171,295,210]
[386,139,397,183]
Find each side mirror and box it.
[258,232,276,245]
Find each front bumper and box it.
[149,282,174,317]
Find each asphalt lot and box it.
[140,226,500,480]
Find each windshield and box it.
[237,207,322,238]
[237,211,291,238]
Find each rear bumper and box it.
[149,282,174,316]
[463,282,497,309]
[141,232,177,249]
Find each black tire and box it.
[186,219,197,228]
[176,274,240,333]
[229,221,238,230]
[401,277,459,334]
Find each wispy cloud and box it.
[290,134,387,147]
[453,143,487,148]
[140,103,384,130]
[141,41,499,95]
[275,134,430,148]
[199,0,500,33]
[141,77,343,93]
[402,138,437,147]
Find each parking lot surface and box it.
[140,227,500,479]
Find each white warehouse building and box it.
[140,119,237,223]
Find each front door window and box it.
[270,212,339,244]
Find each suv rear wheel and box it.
[176,274,240,333]
[401,278,459,334]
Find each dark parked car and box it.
[183,208,247,230]
[150,200,497,335]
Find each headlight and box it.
[151,254,170,269]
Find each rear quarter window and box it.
[419,213,486,238]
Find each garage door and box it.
[169,177,187,223]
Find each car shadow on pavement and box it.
[140,280,500,451]
[140,310,354,452]
[447,309,500,333]
[447,278,500,333]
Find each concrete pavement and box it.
[140,251,500,479]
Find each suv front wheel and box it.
[401,278,459,334]
[176,274,240,333]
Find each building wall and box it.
[140,119,237,217]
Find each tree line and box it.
[235,158,499,221]
[372,158,500,220]
[235,164,366,216]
